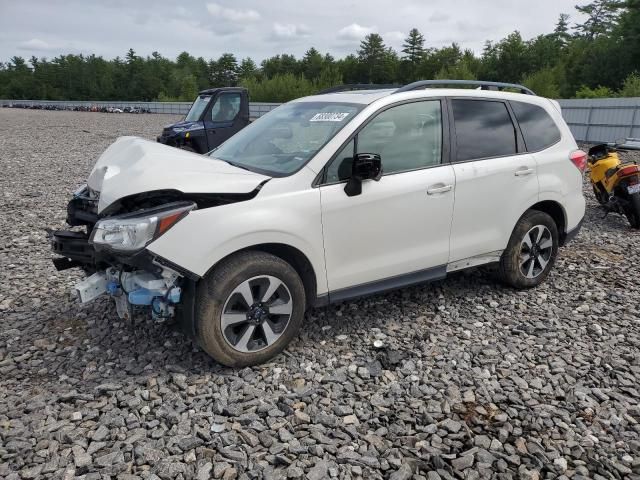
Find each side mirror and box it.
[344,153,383,197]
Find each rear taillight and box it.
[618,165,640,178]
[570,150,588,172]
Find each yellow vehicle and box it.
[588,143,640,228]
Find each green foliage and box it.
[209,53,239,87]
[574,0,623,39]
[240,69,342,103]
[238,58,258,80]
[179,74,198,101]
[402,28,426,65]
[1,2,640,102]
[522,67,562,98]
[575,85,616,98]
[435,61,476,81]
[358,33,395,83]
[619,72,640,97]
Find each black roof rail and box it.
[395,80,536,96]
[316,84,401,94]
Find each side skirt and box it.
[324,265,447,305]
[314,252,504,307]
[446,250,503,273]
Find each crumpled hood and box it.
[88,136,270,213]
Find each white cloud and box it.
[0,0,589,63]
[384,31,405,42]
[429,12,450,22]
[17,38,57,51]
[270,23,311,40]
[206,3,260,22]
[337,23,376,41]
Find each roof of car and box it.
[292,80,540,106]
[294,88,541,106]
[294,90,396,104]
[198,87,247,95]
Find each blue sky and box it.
[0,0,585,63]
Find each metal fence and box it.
[0,99,280,118]
[2,97,640,143]
[557,98,640,143]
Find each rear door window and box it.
[511,101,561,151]
[451,99,517,161]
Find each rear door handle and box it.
[515,167,535,176]
[427,184,453,195]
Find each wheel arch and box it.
[528,200,568,245]
[205,243,319,309]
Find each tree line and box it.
[1,0,639,102]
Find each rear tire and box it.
[623,192,640,229]
[195,251,306,367]
[498,210,559,289]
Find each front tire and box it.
[498,210,559,289]
[195,251,306,367]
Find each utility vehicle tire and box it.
[623,192,640,229]
[180,144,197,153]
[498,210,559,289]
[195,251,306,367]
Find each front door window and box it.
[211,93,241,122]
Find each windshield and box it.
[208,101,364,176]
[184,95,211,122]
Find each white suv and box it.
[52,80,586,367]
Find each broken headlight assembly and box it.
[90,202,195,252]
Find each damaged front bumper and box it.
[50,190,199,335]
[74,267,181,320]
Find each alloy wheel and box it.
[519,225,553,279]
[221,275,293,353]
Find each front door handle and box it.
[515,167,534,176]
[427,184,453,195]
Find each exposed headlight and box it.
[90,202,195,252]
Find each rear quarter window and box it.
[451,99,517,162]
[511,101,562,152]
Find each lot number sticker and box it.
[309,112,350,122]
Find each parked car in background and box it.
[156,87,250,154]
[51,80,586,367]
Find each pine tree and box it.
[575,0,623,39]
[302,47,324,80]
[358,33,387,83]
[238,58,257,80]
[554,13,571,46]
[402,28,425,64]
[216,53,238,86]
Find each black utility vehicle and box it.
[157,87,250,154]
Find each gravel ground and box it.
[1,108,639,480]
